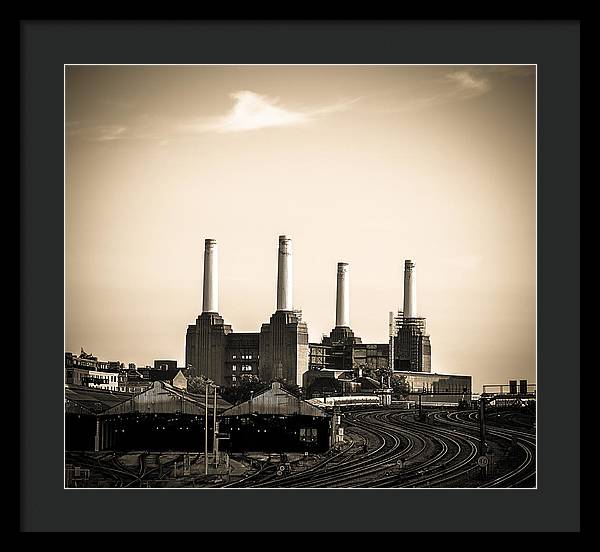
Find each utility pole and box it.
[213,384,218,468]
[479,397,487,456]
[205,380,210,475]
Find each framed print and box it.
[20,19,580,533]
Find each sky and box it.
[65,65,536,392]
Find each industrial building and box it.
[65,381,232,452]
[399,372,472,405]
[220,382,335,453]
[65,380,335,454]
[185,236,308,388]
[184,238,468,402]
[65,385,133,451]
[303,260,424,394]
[302,259,467,404]
[387,260,431,372]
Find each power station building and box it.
[185,236,308,388]
[389,260,432,373]
[185,235,465,399]
[304,259,431,392]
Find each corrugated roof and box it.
[223,382,329,418]
[100,381,232,417]
[65,384,133,414]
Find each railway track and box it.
[66,452,142,487]
[66,451,190,487]
[231,407,535,488]
[363,410,480,488]
[220,454,278,488]
[253,410,411,488]
[448,411,536,488]
[65,407,535,488]
[237,409,435,488]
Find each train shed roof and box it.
[223,382,329,418]
[65,384,133,414]
[99,381,232,417]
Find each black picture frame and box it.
[20,20,580,532]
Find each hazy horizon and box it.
[65,65,536,392]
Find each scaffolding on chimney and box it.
[389,310,430,372]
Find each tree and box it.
[390,374,410,400]
[187,375,210,394]
[220,376,265,405]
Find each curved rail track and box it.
[226,407,535,488]
[66,451,191,487]
[66,407,535,488]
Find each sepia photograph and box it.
[63,64,537,489]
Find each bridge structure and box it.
[404,389,472,412]
[482,382,536,400]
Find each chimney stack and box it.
[403,259,417,319]
[335,262,350,327]
[202,239,218,313]
[276,235,292,311]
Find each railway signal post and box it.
[213,384,219,468]
[479,396,488,456]
[205,381,209,475]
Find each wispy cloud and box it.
[67,91,360,143]
[445,70,491,98]
[67,121,165,144]
[392,69,492,113]
[96,125,128,142]
[181,90,360,134]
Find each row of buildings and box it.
[185,236,468,400]
[65,352,187,394]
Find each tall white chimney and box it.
[403,259,417,319]
[202,239,218,313]
[276,235,293,311]
[335,262,350,327]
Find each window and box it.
[299,428,318,442]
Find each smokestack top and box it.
[403,259,417,318]
[335,261,350,327]
[337,262,349,276]
[276,234,293,311]
[202,238,218,313]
